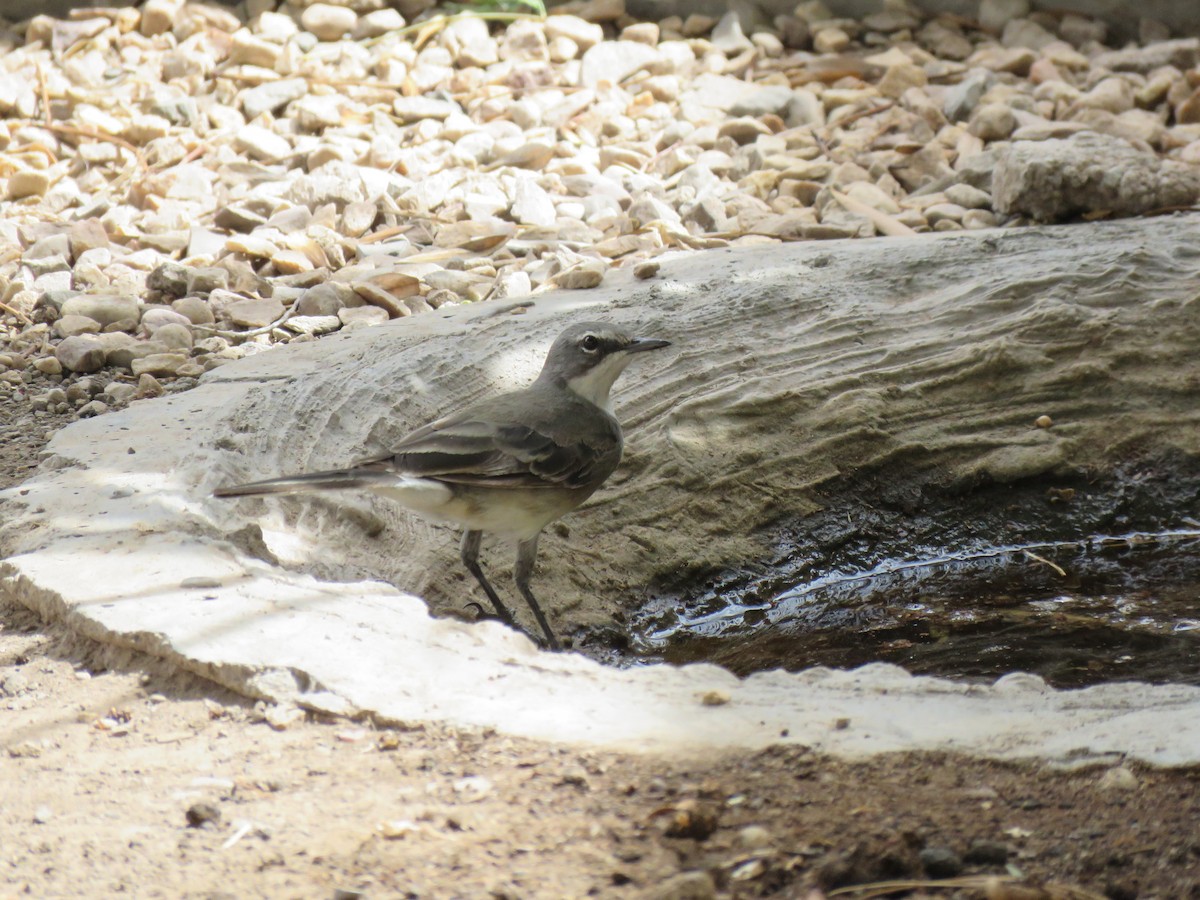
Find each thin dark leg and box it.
[515,535,560,651]
[459,530,515,626]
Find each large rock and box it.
[992,132,1200,222]
[54,335,107,373]
[61,293,139,328]
[5,219,1200,763]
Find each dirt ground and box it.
[3,404,1200,900]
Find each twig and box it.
[0,300,33,325]
[192,305,297,342]
[1023,549,1067,577]
[826,101,896,134]
[35,62,52,126]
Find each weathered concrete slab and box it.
[3,219,1200,765]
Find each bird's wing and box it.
[357,403,616,491]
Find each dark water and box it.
[628,531,1200,687]
[606,464,1200,688]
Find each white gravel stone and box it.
[301,4,357,42]
[234,125,292,162]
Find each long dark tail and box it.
[213,468,395,498]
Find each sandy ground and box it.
[3,401,1200,900]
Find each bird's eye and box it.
[580,334,600,352]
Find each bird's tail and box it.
[213,468,394,498]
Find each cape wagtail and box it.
[214,321,670,650]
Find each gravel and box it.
[0,0,1197,424]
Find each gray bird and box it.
[213,321,670,650]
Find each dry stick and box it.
[1023,548,1067,577]
[192,305,297,342]
[0,300,33,325]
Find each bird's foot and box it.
[462,603,550,649]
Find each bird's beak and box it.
[626,337,671,353]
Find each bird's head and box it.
[539,321,670,410]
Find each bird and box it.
[213,321,670,650]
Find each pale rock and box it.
[234,125,292,162]
[8,170,51,200]
[353,8,405,40]
[500,21,548,62]
[68,220,110,257]
[560,0,623,22]
[1058,13,1105,47]
[255,11,299,43]
[1000,18,1056,51]
[844,181,901,214]
[1070,78,1134,116]
[301,4,357,42]
[681,13,716,37]
[548,36,579,63]
[393,96,461,122]
[34,357,63,376]
[283,315,342,336]
[131,353,190,377]
[54,315,102,338]
[229,32,282,69]
[969,103,1017,140]
[142,307,194,332]
[510,178,557,227]
[55,335,107,373]
[787,90,825,127]
[993,132,1200,221]
[186,268,229,295]
[554,262,606,289]
[227,297,285,327]
[963,209,1000,228]
[24,233,71,260]
[979,0,1029,31]
[171,297,216,325]
[718,118,771,145]
[493,270,532,299]
[135,373,164,398]
[620,22,658,46]
[338,306,389,328]
[124,114,171,144]
[62,294,139,327]
[297,282,358,316]
[969,45,1036,76]
[103,382,137,404]
[152,323,194,350]
[1092,39,1200,75]
[813,27,850,54]
[140,0,180,36]
[943,69,995,122]
[711,11,752,55]
[924,202,967,225]
[293,96,344,132]
[917,21,972,60]
[544,14,600,51]
[441,16,497,67]
[241,78,308,120]
[580,41,659,89]
[945,183,992,209]
[877,63,926,99]
[628,193,681,228]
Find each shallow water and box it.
[629,531,1200,687]
[612,463,1200,688]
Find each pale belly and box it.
[367,477,588,541]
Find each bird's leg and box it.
[514,535,560,651]
[459,530,516,626]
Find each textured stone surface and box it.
[993,133,1200,221]
[5,219,1200,762]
